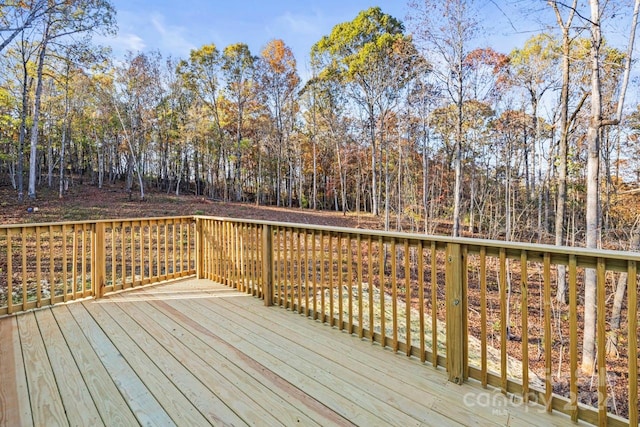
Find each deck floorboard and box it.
[0,278,584,426]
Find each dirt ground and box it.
[0,183,384,229]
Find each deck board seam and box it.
[68,303,176,426]
[82,300,213,426]
[123,298,321,426]
[97,297,258,426]
[192,281,577,426]
[17,312,69,426]
[51,305,139,426]
[185,290,450,426]
[157,293,411,425]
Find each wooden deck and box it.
[0,279,582,426]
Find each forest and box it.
[2,0,640,249]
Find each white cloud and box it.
[149,13,196,57]
[95,32,146,54]
[272,10,323,37]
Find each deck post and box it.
[93,222,106,298]
[262,224,273,306]
[445,242,468,384]
[195,217,204,279]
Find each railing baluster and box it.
[164,221,169,280]
[180,221,185,276]
[49,226,55,301]
[275,227,281,305]
[131,221,136,287]
[480,247,487,387]
[596,258,607,424]
[569,254,578,421]
[368,236,374,342]
[262,224,273,307]
[254,224,258,294]
[499,248,507,394]
[21,227,27,310]
[304,231,309,315]
[320,231,325,323]
[156,222,161,278]
[73,225,79,297]
[247,224,253,294]
[392,239,398,352]
[36,227,42,307]
[357,235,363,339]
[234,223,238,288]
[141,222,146,284]
[521,251,529,401]
[418,241,425,363]
[347,235,353,334]
[431,241,437,368]
[338,234,343,329]
[188,220,193,274]
[289,228,296,311]
[231,223,237,289]
[111,224,117,288]
[379,237,385,347]
[62,224,68,301]
[94,223,106,298]
[284,227,289,309]
[172,221,177,280]
[405,240,411,357]
[329,233,334,326]
[211,220,216,280]
[312,230,317,319]
[628,260,638,427]
[7,229,12,314]
[120,223,124,286]
[298,230,303,313]
[543,253,552,412]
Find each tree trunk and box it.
[370,109,378,216]
[422,120,429,233]
[553,8,573,304]
[607,231,640,357]
[28,23,50,199]
[582,0,604,375]
[17,52,30,202]
[312,138,317,210]
[97,137,104,189]
[451,47,465,238]
[59,69,71,198]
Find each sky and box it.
[97,0,536,80]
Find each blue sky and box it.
[98,1,537,79]
[100,1,406,73]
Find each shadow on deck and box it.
[0,279,582,426]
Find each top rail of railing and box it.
[194,215,640,270]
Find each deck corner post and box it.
[195,217,204,279]
[93,222,106,299]
[445,242,468,384]
[262,224,273,306]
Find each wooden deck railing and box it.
[196,216,639,427]
[1,214,638,426]
[0,216,196,315]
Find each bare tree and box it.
[408,0,480,237]
[582,0,639,374]
[25,0,115,199]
